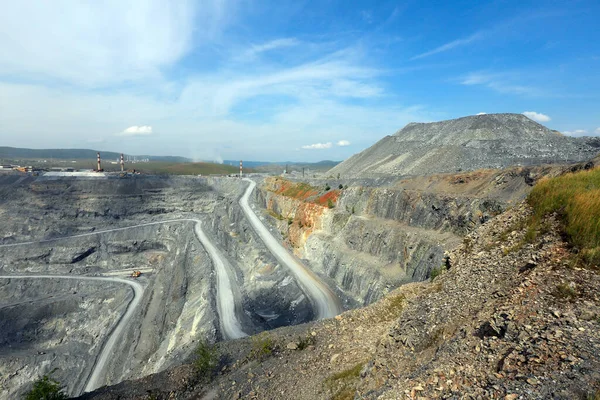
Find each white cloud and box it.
[563,129,588,136]
[337,140,351,146]
[523,111,551,123]
[120,126,153,136]
[596,127,600,134]
[411,32,484,60]
[0,0,211,86]
[302,142,333,150]
[476,112,487,115]
[0,6,434,161]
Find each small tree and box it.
[24,375,67,400]
[195,341,218,378]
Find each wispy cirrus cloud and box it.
[411,31,484,60]
[180,55,383,116]
[238,38,301,61]
[460,72,543,96]
[523,111,551,122]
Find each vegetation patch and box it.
[297,333,316,350]
[553,283,578,301]
[527,166,600,265]
[24,375,67,400]
[430,265,446,281]
[325,363,364,400]
[267,210,286,221]
[248,334,275,361]
[195,341,218,379]
[376,293,406,322]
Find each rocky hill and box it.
[329,113,599,178]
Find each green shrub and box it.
[325,184,331,191]
[249,334,275,360]
[297,334,316,350]
[338,184,343,190]
[195,341,218,378]
[430,265,446,281]
[553,283,577,300]
[24,375,67,400]
[327,199,335,209]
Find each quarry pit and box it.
[0,174,322,398]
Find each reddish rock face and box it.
[262,177,335,254]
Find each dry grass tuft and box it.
[528,167,600,265]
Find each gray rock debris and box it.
[329,113,600,178]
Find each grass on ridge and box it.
[527,166,600,265]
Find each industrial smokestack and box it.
[97,152,102,171]
[240,160,243,178]
[120,154,124,171]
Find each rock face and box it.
[255,166,554,306]
[329,113,599,178]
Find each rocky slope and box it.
[329,113,598,178]
[78,198,600,400]
[255,165,562,306]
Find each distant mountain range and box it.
[0,147,341,169]
[224,160,340,168]
[0,147,191,163]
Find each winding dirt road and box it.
[0,275,142,393]
[239,178,342,319]
[192,221,247,339]
[0,217,247,394]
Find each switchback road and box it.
[0,217,247,393]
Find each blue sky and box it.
[0,0,598,162]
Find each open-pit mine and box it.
[0,173,339,398]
